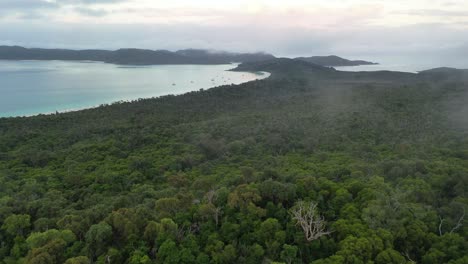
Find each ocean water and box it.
[0,60,269,117]
[334,55,468,73]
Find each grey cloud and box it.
[0,0,127,13]
[0,0,59,20]
[74,7,109,17]
[17,11,49,20]
[0,0,124,19]
[1,21,466,58]
[0,17,467,72]
[0,0,58,9]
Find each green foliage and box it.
[2,214,31,237]
[0,66,467,262]
[375,249,406,264]
[64,256,90,264]
[85,222,113,260]
[157,240,180,264]
[26,229,76,249]
[280,244,298,264]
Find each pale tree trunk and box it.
[291,201,331,242]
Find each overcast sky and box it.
[0,0,467,62]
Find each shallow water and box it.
[0,60,268,117]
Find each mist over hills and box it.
[0,46,376,66]
[0,46,275,65]
[232,58,335,74]
[175,49,276,63]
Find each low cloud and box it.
[0,1,467,67]
[0,21,466,58]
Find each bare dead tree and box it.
[402,251,416,264]
[438,207,465,236]
[205,189,218,204]
[450,208,465,234]
[291,200,331,242]
[213,206,223,226]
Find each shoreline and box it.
[0,68,271,119]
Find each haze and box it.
[1,0,467,64]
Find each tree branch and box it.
[450,208,465,234]
[291,201,331,242]
[438,215,445,236]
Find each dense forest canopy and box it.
[0,59,467,263]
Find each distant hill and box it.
[232,58,334,75]
[418,67,465,74]
[103,48,224,65]
[0,46,275,65]
[0,46,380,67]
[295,55,378,67]
[418,67,468,82]
[231,58,421,84]
[0,46,111,61]
[175,49,275,63]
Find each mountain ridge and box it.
[0,46,275,65]
[295,55,378,67]
[0,46,378,67]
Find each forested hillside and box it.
[0,46,275,65]
[0,60,467,263]
[294,56,377,67]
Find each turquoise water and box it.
[0,60,268,117]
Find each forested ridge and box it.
[0,46,377,67]
[0,59,467,263]
[0,46,275,65]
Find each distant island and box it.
[232,58,335,75]
[0,46,378,67]
[295,55,378,67]
[0,46,275,65]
